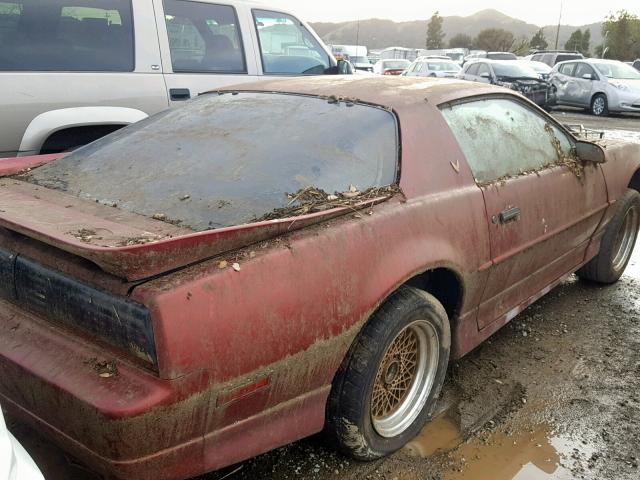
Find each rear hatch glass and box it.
[24,92,399,232]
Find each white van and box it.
[0,0,349,157]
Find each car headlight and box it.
[610,82,630,92]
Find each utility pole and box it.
[554,0,563,50]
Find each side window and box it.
[164,0,245,73]
[559,63,576,76]
[441,98,574,185]
[253,9,330,75]
[466,63,479,76]
[476,63,491,77]
[574,63,596,79]
[0,0,134,72]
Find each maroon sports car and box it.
[0,76,638,480]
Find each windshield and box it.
[24,93,399,231]
[384,60,410,69]
[427,62,461,71]
[592,62,640,80]
[493,63,538,78]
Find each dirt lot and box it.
[7,110,640,480]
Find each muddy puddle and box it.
[404,413,594,480]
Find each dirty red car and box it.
[1,77,639,480]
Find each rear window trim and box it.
[0,0,137,73]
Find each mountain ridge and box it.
[310,9,603,52]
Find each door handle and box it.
[499,206,521,224]
[170,88,191,101]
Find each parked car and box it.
[0,0,349,158]
[373,59,412,75]
[1,408,44,480]
[1,76,639,480]
[464,51,517,63]
[458,60,557,108]
[549,59,640,116]
[531,50,584,67]
[404,58,462,78]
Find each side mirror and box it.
[576,140,606,163]
[582,73,594,80]
[337,60,354,75]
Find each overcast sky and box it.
[266,0,638,27]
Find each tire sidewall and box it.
[601,191,640,280]
[330,288,451,458]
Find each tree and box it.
[512,38,531,56]
[601,10,640,60]
[475,28,515,52]
[565,29,583,53]
[580,29,591,56]
[530,29,548,51]
[426,11,445,49]
[449,33,474,50]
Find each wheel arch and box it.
[18,106,148,155]
[331,263,465,381]
[629,169,640,193]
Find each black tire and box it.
[591,93,609,116]
[325,287,450,460]
[577,189,640,284]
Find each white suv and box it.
[0,0,347,157]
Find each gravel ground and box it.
[7,112,640,480]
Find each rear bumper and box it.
[0,299,327,479]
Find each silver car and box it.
[550,59,640,116]
[403,58,461,78]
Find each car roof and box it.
[212,76,511,111]
[417,57,456,62]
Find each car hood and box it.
[609,78,640,92]
[0,155,392,281]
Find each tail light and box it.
[0,247,157,365]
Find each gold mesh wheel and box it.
[370,320,439,438]
[371,328,419,418]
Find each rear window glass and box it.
[25,93,399,231]
[555,54,582,64]
[0,0,134,72]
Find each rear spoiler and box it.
[0,153,66,177]
[0,170,392,281]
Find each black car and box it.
[457,60,557,109]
